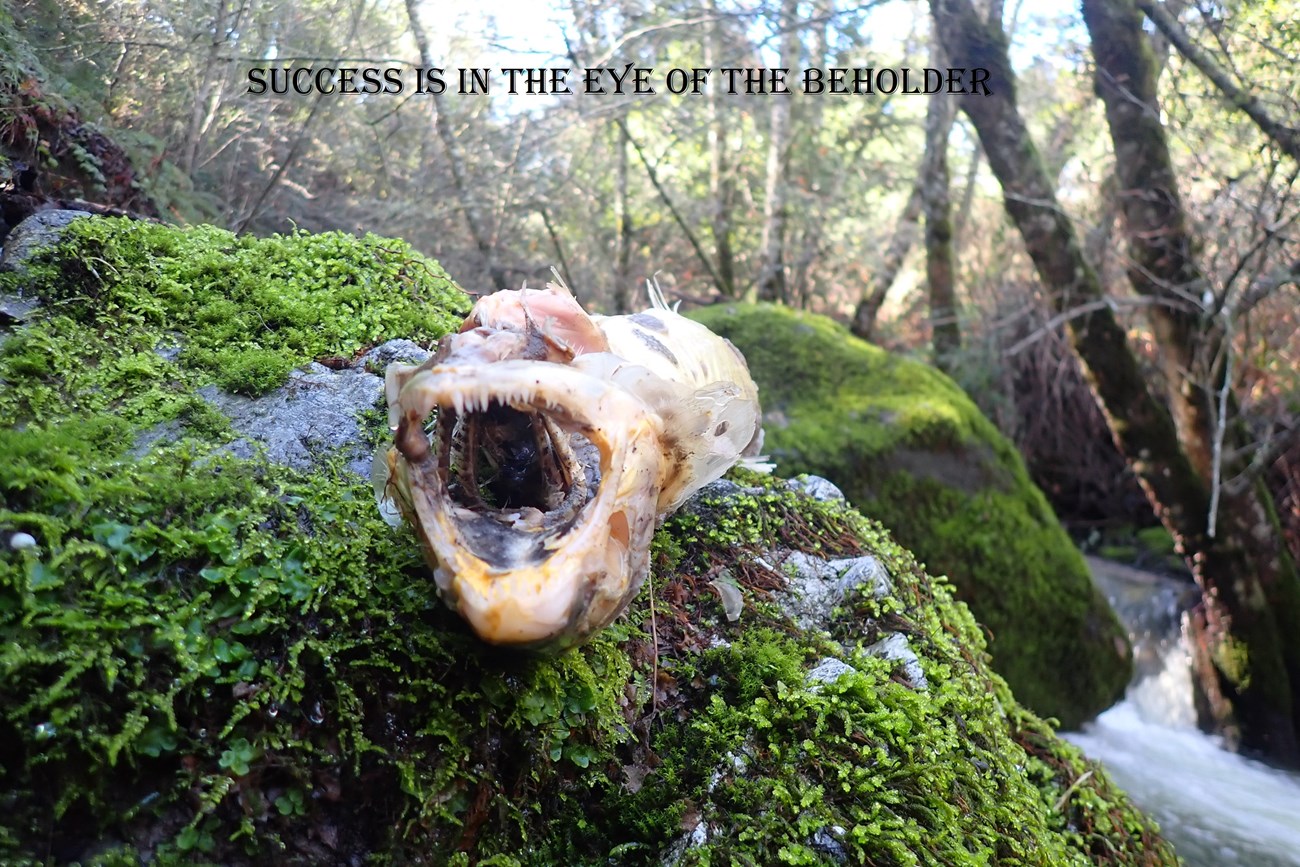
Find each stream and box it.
[1068,557,1300,866]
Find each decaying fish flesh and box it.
[374,279,764,648]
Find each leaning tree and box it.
[930,0,1300,765]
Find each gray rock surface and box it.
[1,210,90,275]
[154,336,184,363]
[809,827,848,862]
[0,293,41,327]
[867,633,928,689]
[359,338,432,370]
[130,421,185,458]
[133,338,439,474]
[661,821,712,866]
[806,657,857,688]
[785,474,845,502]
[770,550,893,632]
[199,363,382,478]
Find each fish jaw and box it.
[388,360,664,647]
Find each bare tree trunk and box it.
[953,143,983,241]
[859,0,992,342]
[705,0,737,298]
[404,0,508,292]
[755,0,799,303]
[1145,0,1191,75]
[234,92,327,233]
[953,0,1016,238]
[932,0,1300,767]
[182,0,240,175]
[613,122,634,313]
[922,41,959,371]
[851,183,922,340]
[1082,0,1300,764]
[233,0,350,235]
[620,119,728,293]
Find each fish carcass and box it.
[374,280,765,648]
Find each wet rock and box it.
[0,210,90,275]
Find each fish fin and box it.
[738,427,773,473]
[547,267,574,296]
[654,381,761,510]
[371,445,407,528]
[384,362,424,430]
[569,354,761,508]
[646,275,681,313]
[515,284,608,356]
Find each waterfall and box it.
[1068,557,1300,867]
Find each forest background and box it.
[3,0,1300,763]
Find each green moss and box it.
[1135,525,1177,557]
[0,221,1173,864]
[689,303,1131,729]
[607,482,1174,867]
[0,427,635,863]
[0,218,470,421]
[1097,544,1141,561]
[211,346,299,395]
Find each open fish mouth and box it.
[380,359,663,647]
[373,278,765,649]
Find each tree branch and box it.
[1137,0,1300,161]
[618,119,727,294]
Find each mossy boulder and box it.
[689,303,1132,729]
[0,218,1175,864]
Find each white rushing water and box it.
[1068,559,1300,867]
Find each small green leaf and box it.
[177,826,200,851]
